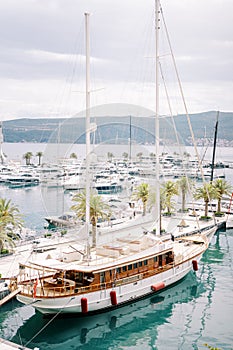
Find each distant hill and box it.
[2,111,233,146]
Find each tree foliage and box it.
[213,179,232,213]
[71,190,111,247]
[0,198,23,252]
[70,152,77,159]
[23,152,33,165]
[177,176,192,212]
[194,183,218,217]
[131,183,149,216]
[36,151,43,166]
[161,180,179,214]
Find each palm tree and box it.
[71,190,111,247]
[0,198,23,252]
[122,152,128,160]
[136,152,143,160]
[36,151,43,166]
[194,183,218,217]
[107,152,114,162]
[183,151,191,158]
[131,183,149,216]
[70,152,77,159]
[177,176,192,212]
[213,179,232,213]
[0,152,7,165]
[23,152,33,165]
[161,180,179,215]
[0,230,16,253]
[149,152,155,159]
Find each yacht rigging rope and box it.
[24,296,75,348]
[160,3,216,224]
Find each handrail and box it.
[19,263,174,298]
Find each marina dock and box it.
[0,288,20,307]
[0,337,35,349]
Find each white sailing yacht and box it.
[15,3,216,315]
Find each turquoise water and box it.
[0,229,232,349]
[0,143,233,349]
[0,184,71,232]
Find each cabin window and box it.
[159,255,163,266]
[144,260,148,266]
[128,264,132,271]
[168,251,173,263]
[139,261,143,267]
[74,272,83,282]
[116,267,121,273]
[133,263,138,269]
[100,272,105,283]
[153,256,158,263]
[122,266,127,272]
[83,273,94,284]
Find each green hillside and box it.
[2,111,232,145]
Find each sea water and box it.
[0,229,232,349]
[0,143,233,349]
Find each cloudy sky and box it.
[0,0,232,121]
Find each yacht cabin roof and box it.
[27,233,174,274]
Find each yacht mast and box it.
[0,121,5,164]
[85,12,91,259]
[155,0,161,235]
[210,111,219,183]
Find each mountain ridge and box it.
[2,110,232,146]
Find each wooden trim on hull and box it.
[19,270,192,317]
[18,247,204,301]
[19,262,174,299]
[17,259,196,315]
[15,233,208,315]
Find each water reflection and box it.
[201,229,225,265]
[10,273,205,350]
[1,229,231,349]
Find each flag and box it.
[33,278,38,298]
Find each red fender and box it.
[192,260,198,271]
[151,282,165,292]
[110,290,118,305]
[81,297,88,313]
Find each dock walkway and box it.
[0,337,35,349]
[0,289,20,307]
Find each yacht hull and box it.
[17,255,201,315]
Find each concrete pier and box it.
[0,337,36,349]
[0,289,20,307]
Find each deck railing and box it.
[19,262,174,298]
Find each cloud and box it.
[0,0,232,120]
